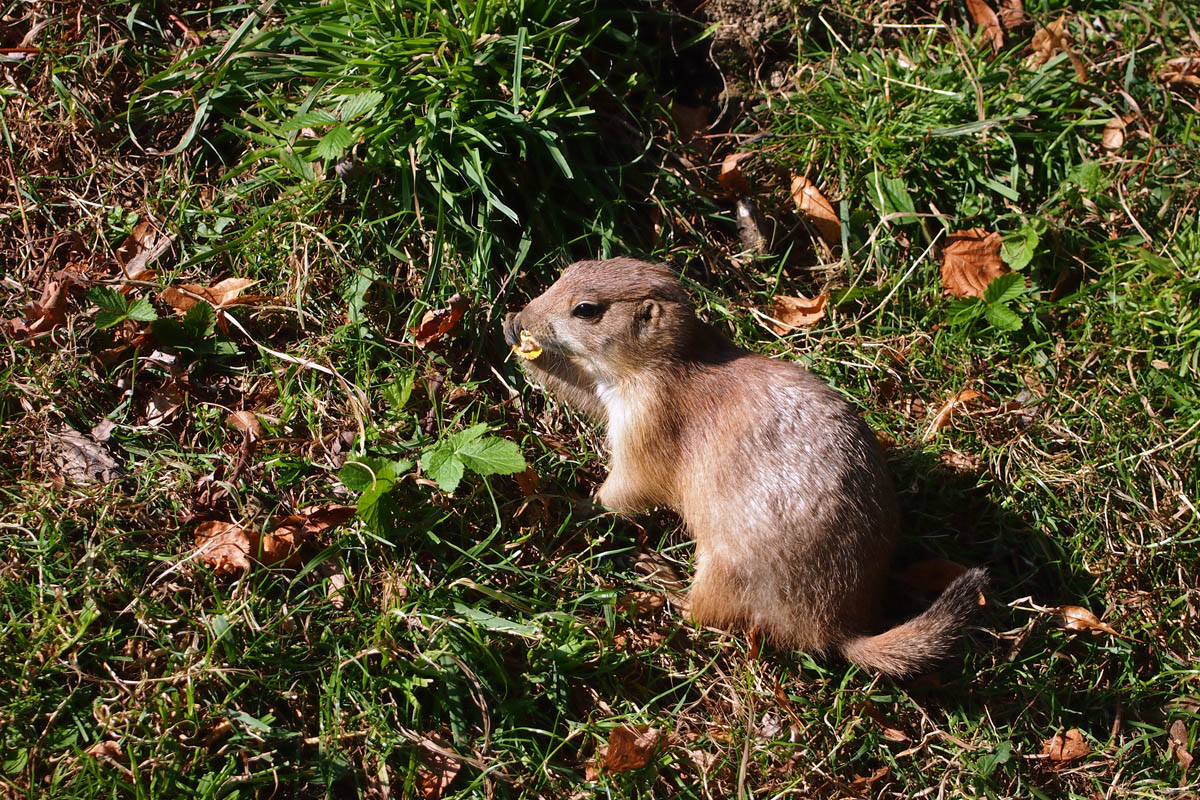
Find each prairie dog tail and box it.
[840,567,988,677]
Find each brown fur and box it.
[504,258,986,676]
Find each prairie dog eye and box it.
[571,302,603,320]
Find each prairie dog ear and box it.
[634,299,662,337]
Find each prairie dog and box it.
[504,258,986,676]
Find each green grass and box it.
[2,0,1199,797]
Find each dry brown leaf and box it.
[514,468,539,496]
[998,0,1025,30]
[1028,16,1087,81]
[940,228,1009,299]
[46,427,123,484]
[201,720,233,749]
[670,102,710,150]
[116,221,174,283]
[860,701,910,743]
[1101,117,1126,151]
[413,294,469,348]
[767,293,829,335]
[415,732,461,799]
[922,387,986,441]
[161,278,271,313]
[263,505,356,567]
[849,765,891,793]
[84,739,132,776]
[965,0,1004,51]
[195,521,256,574]
[1169,719,1194,773]
[9,278,71,338]
[616,591,666,617]
[1159,55,1200,89]
[226,410,263,439]
[316,560,349,610]
[1042,728,1090,763]
[1054,605,1119,636]
[603,724,662,774]
[718,152,753,196]
[789,175,840,244]
[146,382,185,428]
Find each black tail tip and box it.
[942,566,990,612]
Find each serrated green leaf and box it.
[421,445,465,492]
[95,310,125,331]
[183,301,216,338]
[984,273,1026,305]
[340,458,411,492]
[281,110,339,131]
[339,91,384,120]
[983,303,1022,331]
[449,423,490,449]
[126,296,158,322]
[312,124,354,161]
[1001,224,1039,270]
[339,462,376,492]
[88,287,127,315]
[383,374,414,412]
[457,436,526,476]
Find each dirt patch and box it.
[688,0,796,105]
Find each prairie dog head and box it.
[504,258,698,382]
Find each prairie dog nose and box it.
[503,312,522,347]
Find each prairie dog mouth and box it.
[513,330,543,360]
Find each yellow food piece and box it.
[513,330,543,360]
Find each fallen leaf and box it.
[1027,16,1087,81]
[1101,117,1126,151]
[670,102,710,149]
[922,387,986,441]
[514,468,539,496]
[146,382,184,427]
[46,427,123,484]
[718,152,753,196]
[416,732,461,800]
[413,294,469,348]
[767,293,829,335]
[194,521,256,574]
[998,0,1025,30]
[849,765,891,793]
[602,724,662,774]
[940,228,1010,299]
[789,175,840,244]
[9,278,70,337]
[161,278,271,313]
[226,410,263,439]
[317,560,349,610]
[262,505,356,567]
[861,701,911,743]
[965,0,1004,51]
[1054,605,1119,636]
[615,591,666,617]
[1159,55,1200,89]
[85,738,128,777]
[201,720,233,749]
[1169,719,1194,773]
[1042,728,1090,763]
[116,221,175,283]
[91,419,117,442]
